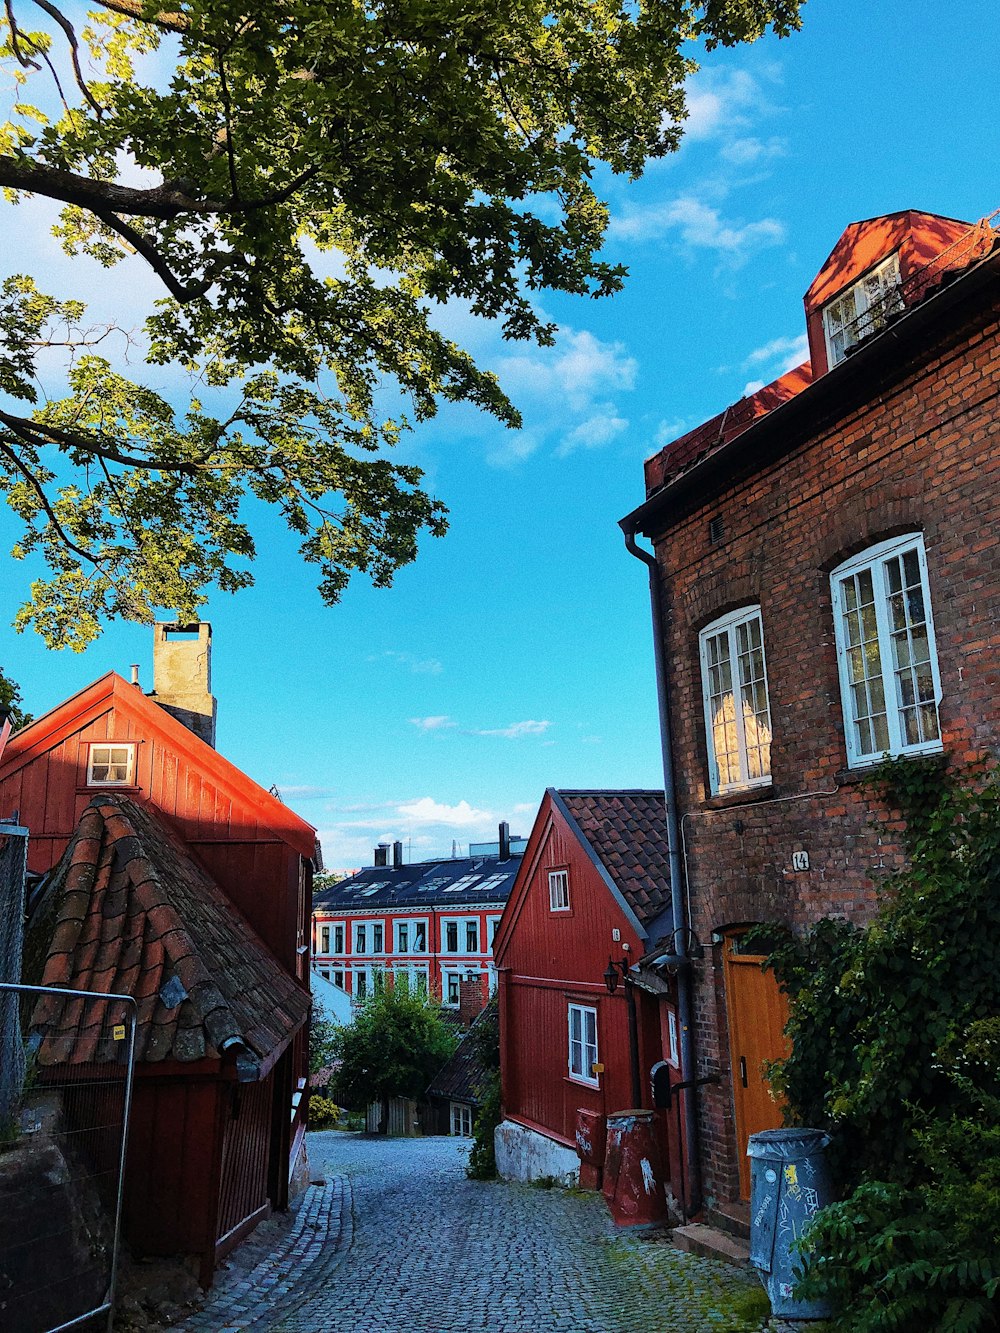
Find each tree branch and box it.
[30,0,105,117]
[92,209,233,301]
[0,436,103,568]
[90,0,191,37]
[0,406,206,472]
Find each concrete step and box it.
[673,1222,751,1267]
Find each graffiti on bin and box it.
[576,1127,592,1156]
[641,1158,655,1194]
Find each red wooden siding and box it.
[497,794,675,1150]
[217,1077,273,1247]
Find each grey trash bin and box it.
[747,1128,834,1321]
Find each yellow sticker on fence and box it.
[113,1024,126,1041]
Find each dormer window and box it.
[823,252,903,366]
[87,743,135,786]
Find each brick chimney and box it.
[458,975,485,1027]
[151,622,217,748]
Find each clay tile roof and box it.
[427,1004,496,1106]
[30,795,309,1070]
[555,790,671,927]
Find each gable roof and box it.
[1,672,317,860]
[29,795,310,1075]
[553,790,671,928]
[426,1003,496,1106]
[314,852,522,911]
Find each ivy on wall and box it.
[761,758,1000,1330]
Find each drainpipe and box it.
[620,521,703,1217]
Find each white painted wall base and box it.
[495,1119,580,1186]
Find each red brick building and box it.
[620,208,1000,1222]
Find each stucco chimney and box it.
[151,622,217,748]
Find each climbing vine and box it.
[763,758,1000,1330]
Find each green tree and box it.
[1,0,801,648]
[329,983,458,1133]
[0,664,31,728]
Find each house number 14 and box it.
[791,851,810,872]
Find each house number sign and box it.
[791,851,810,872]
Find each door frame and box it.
[722,927,790,1200]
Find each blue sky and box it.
[2,0,997,871]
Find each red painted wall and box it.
[496,794,678,1158]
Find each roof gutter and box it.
[618,525,702,1217]
[625,242,1000,538]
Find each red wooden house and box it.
[0,628,318,1282]
[493,790,684,1202]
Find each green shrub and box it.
[308,1096,341,1130]
[764,760,1000,1329]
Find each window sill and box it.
[702,784,774,811]
[836,748,948,786]
[77,784,143,795]
[565,1075,600,1090]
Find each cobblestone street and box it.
[180,1133,772,1333]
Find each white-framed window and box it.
[444,920,459,953]
[320,926,330,954]
[396,921,409,953]
[548,869,570,912]
[354,924,366,955]
[699,606,772,794]
[395,919,427,954]
[393,964,428,996]
[667,1011,680,1068]
[568,1003,599,1085]
[372,923,383,954]
[333,924,345,954]
[823,252,903,367]
[450,1102,473,1136]
[831,533,943,767]
[87,743,135,786]
[332,969,345,989]
[443,970,462,1007]
[465,921,479,953]
[488,916,501,950]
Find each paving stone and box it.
[176,1133,775,1332]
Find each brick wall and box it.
[645,286,1000,1211]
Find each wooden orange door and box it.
[724,933,791,1199]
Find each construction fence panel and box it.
[0,982,137,1333]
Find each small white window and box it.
[87,744,135,786]
[320,926,330,954]
[667,1011,680,1068]
[465,921,479,953]
[699,607,772,794]
[450,1103,473,1136]
[832,534,943,767]
[372,923,383,954]
[568,1004,599,1085]
[444,921,459,953]
[333,924,345,954]
[355,924,366,955]
[548,870,570,912]
[823,252,903,367]
[444,971,461,1007]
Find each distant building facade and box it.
[312,826,522,1011]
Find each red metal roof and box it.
[30,795,310,1070]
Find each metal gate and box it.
[0,981,137,1333]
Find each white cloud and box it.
[496,328,636,414]
[739,332,809,394]
[675,67,784,152]
[474,719,551,740]
[609,196,785,262]
[409,715,456,731]
[719,135,786,166]
[369,650,443,675]
[557,407,629,458]
[396,797,494,827]
[742,332,810,371]
[655,417,691,449]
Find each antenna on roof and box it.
[451,839,458,858]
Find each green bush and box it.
[467,1072,501,1180]
[765,760,1000,1329]
[308,1096,341,1130]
